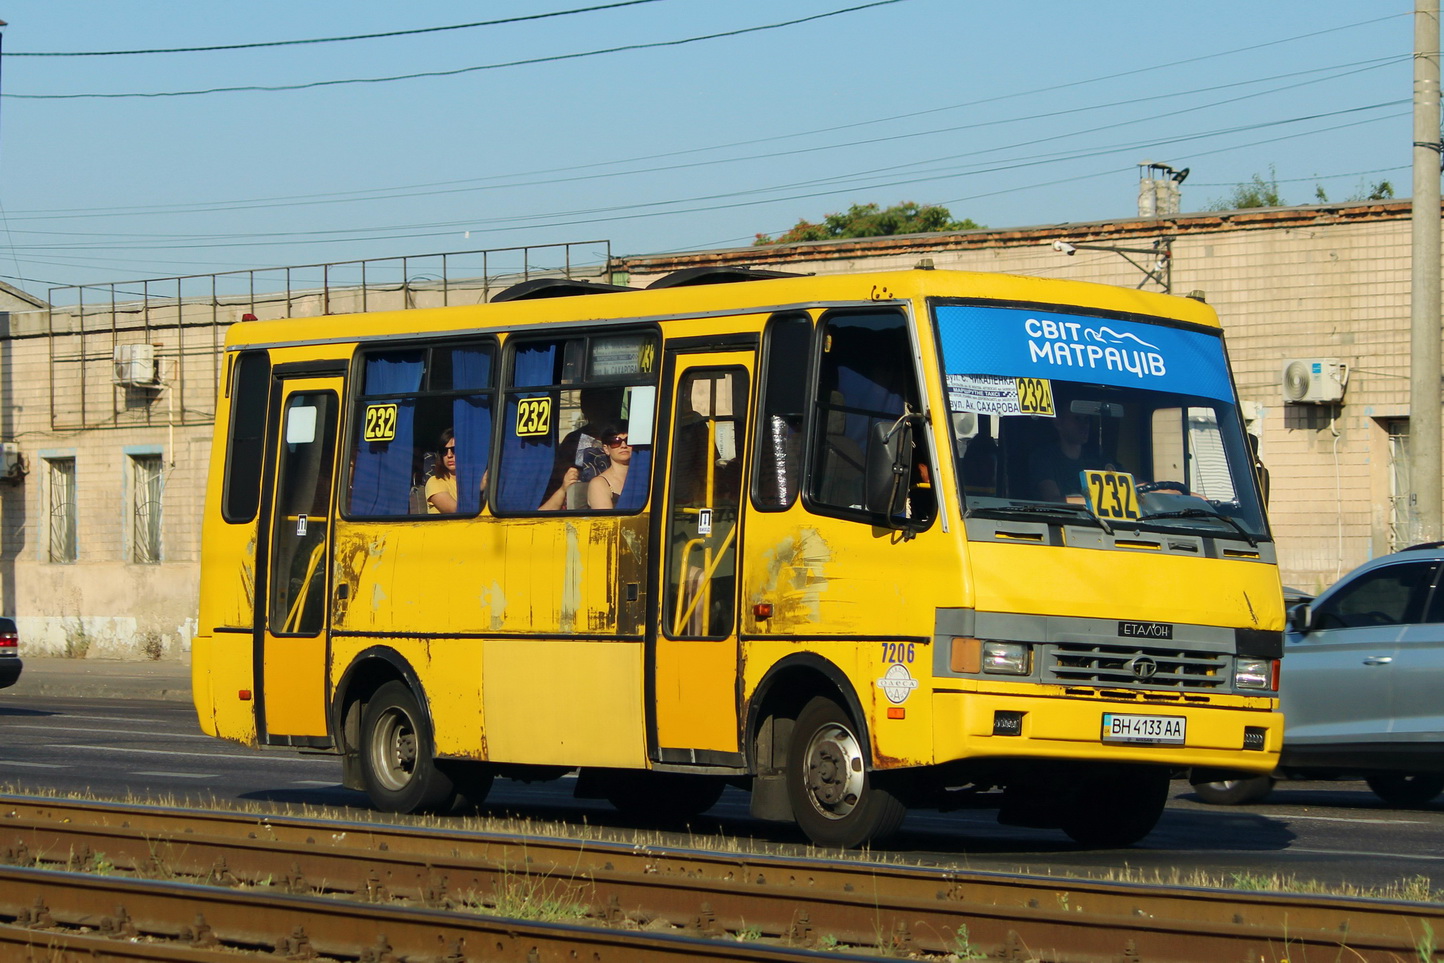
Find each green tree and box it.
[1347,179,1395,202]
[1207,167,1285,211]
[755,201,981,245]
[1314,179,1395,204]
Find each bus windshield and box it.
[934,301,1267,542]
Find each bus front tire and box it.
[360,680,457,814]
[786,695,906,849]
[1059,765,1169,847]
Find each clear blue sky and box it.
[0,1,1422,299]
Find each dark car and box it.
[1193,546,1444,806]
[0,617,21,688]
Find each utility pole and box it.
[1410,0,1442,544]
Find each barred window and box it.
[131,454,164,563]
[46,457,77,563]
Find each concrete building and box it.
[0,202,1433,654]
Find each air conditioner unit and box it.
[0,442,25,483]
[1281,358,1348,404]
[113,343,159,388]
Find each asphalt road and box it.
[2,674,1442,894]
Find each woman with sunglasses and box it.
[587,424,632,509]
[425,428,459,513]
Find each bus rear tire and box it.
[1190,773,1274,805]
[787,695,906,849]
[1060,765,1169,847]
[360,680,457,814]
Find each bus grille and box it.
[1045,643,1225,690]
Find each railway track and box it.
[0,794,1436,962]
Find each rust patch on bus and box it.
[331,532,383,627]
[560,523,583,634]
[240,536,256,612]
[616,517,648,635]
[753,528,831,630]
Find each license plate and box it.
[1101,713,1186,745]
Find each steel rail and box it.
[0,794,1436,962]
[0,865,875,963]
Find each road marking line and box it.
[1287,846,1444,862]
[292,780,340,787]
[1282,813,1433,826]
[44,744,331,763]
[0,761,66,768]
[8,724,212,739]
[130,771,219,779]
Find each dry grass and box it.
[2,781,1439,907]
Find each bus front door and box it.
[256,377,340,743]
[653,353,752,760]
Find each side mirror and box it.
[865,415,914,523]
[1287,602,1312,635]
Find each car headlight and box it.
[982,641,1031,675]
[1235,658,1278,691]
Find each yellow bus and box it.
[192,266,1283,848]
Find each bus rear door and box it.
[255,371,341,743]
[652,347,753,762]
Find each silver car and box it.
[1192,548,1444,807]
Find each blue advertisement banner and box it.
[934,304,1233,403]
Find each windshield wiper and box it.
[968,502,1113,534]
[1138,508,1257,547]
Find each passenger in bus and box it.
[425,429,459,513]
[537,465,581,511]
[1028,408,1102,502]
[587,425,632,509]
[543,387,623,497]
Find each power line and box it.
[4,1,909,99]
[8,103,1406,254]
[5,1,669,56]
[0,54,1402,223]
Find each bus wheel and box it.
[605,772,725,821]
[360,680,456,814]
[439,761,495,809]
[1365,772,1444,807]
[1060,765,1169,847]
[786,696,906,849]
[1189,773,1274,806]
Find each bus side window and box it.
[346,341,495,518]
[753,313,810,511]
[807,310,926,521]
[494,330,658,514]
[222,350,271,523]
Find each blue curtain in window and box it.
[350,353,424,515]
[497,396,558,510]
[450,346,493,514]
[616,447,651,511]
[453,396,491,513]
[496,343,558,511]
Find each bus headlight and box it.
[982,641,1031,675]
[1235,658,1278,691]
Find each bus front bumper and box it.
[932,688,1281,773]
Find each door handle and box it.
[1362,656,1393,665]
